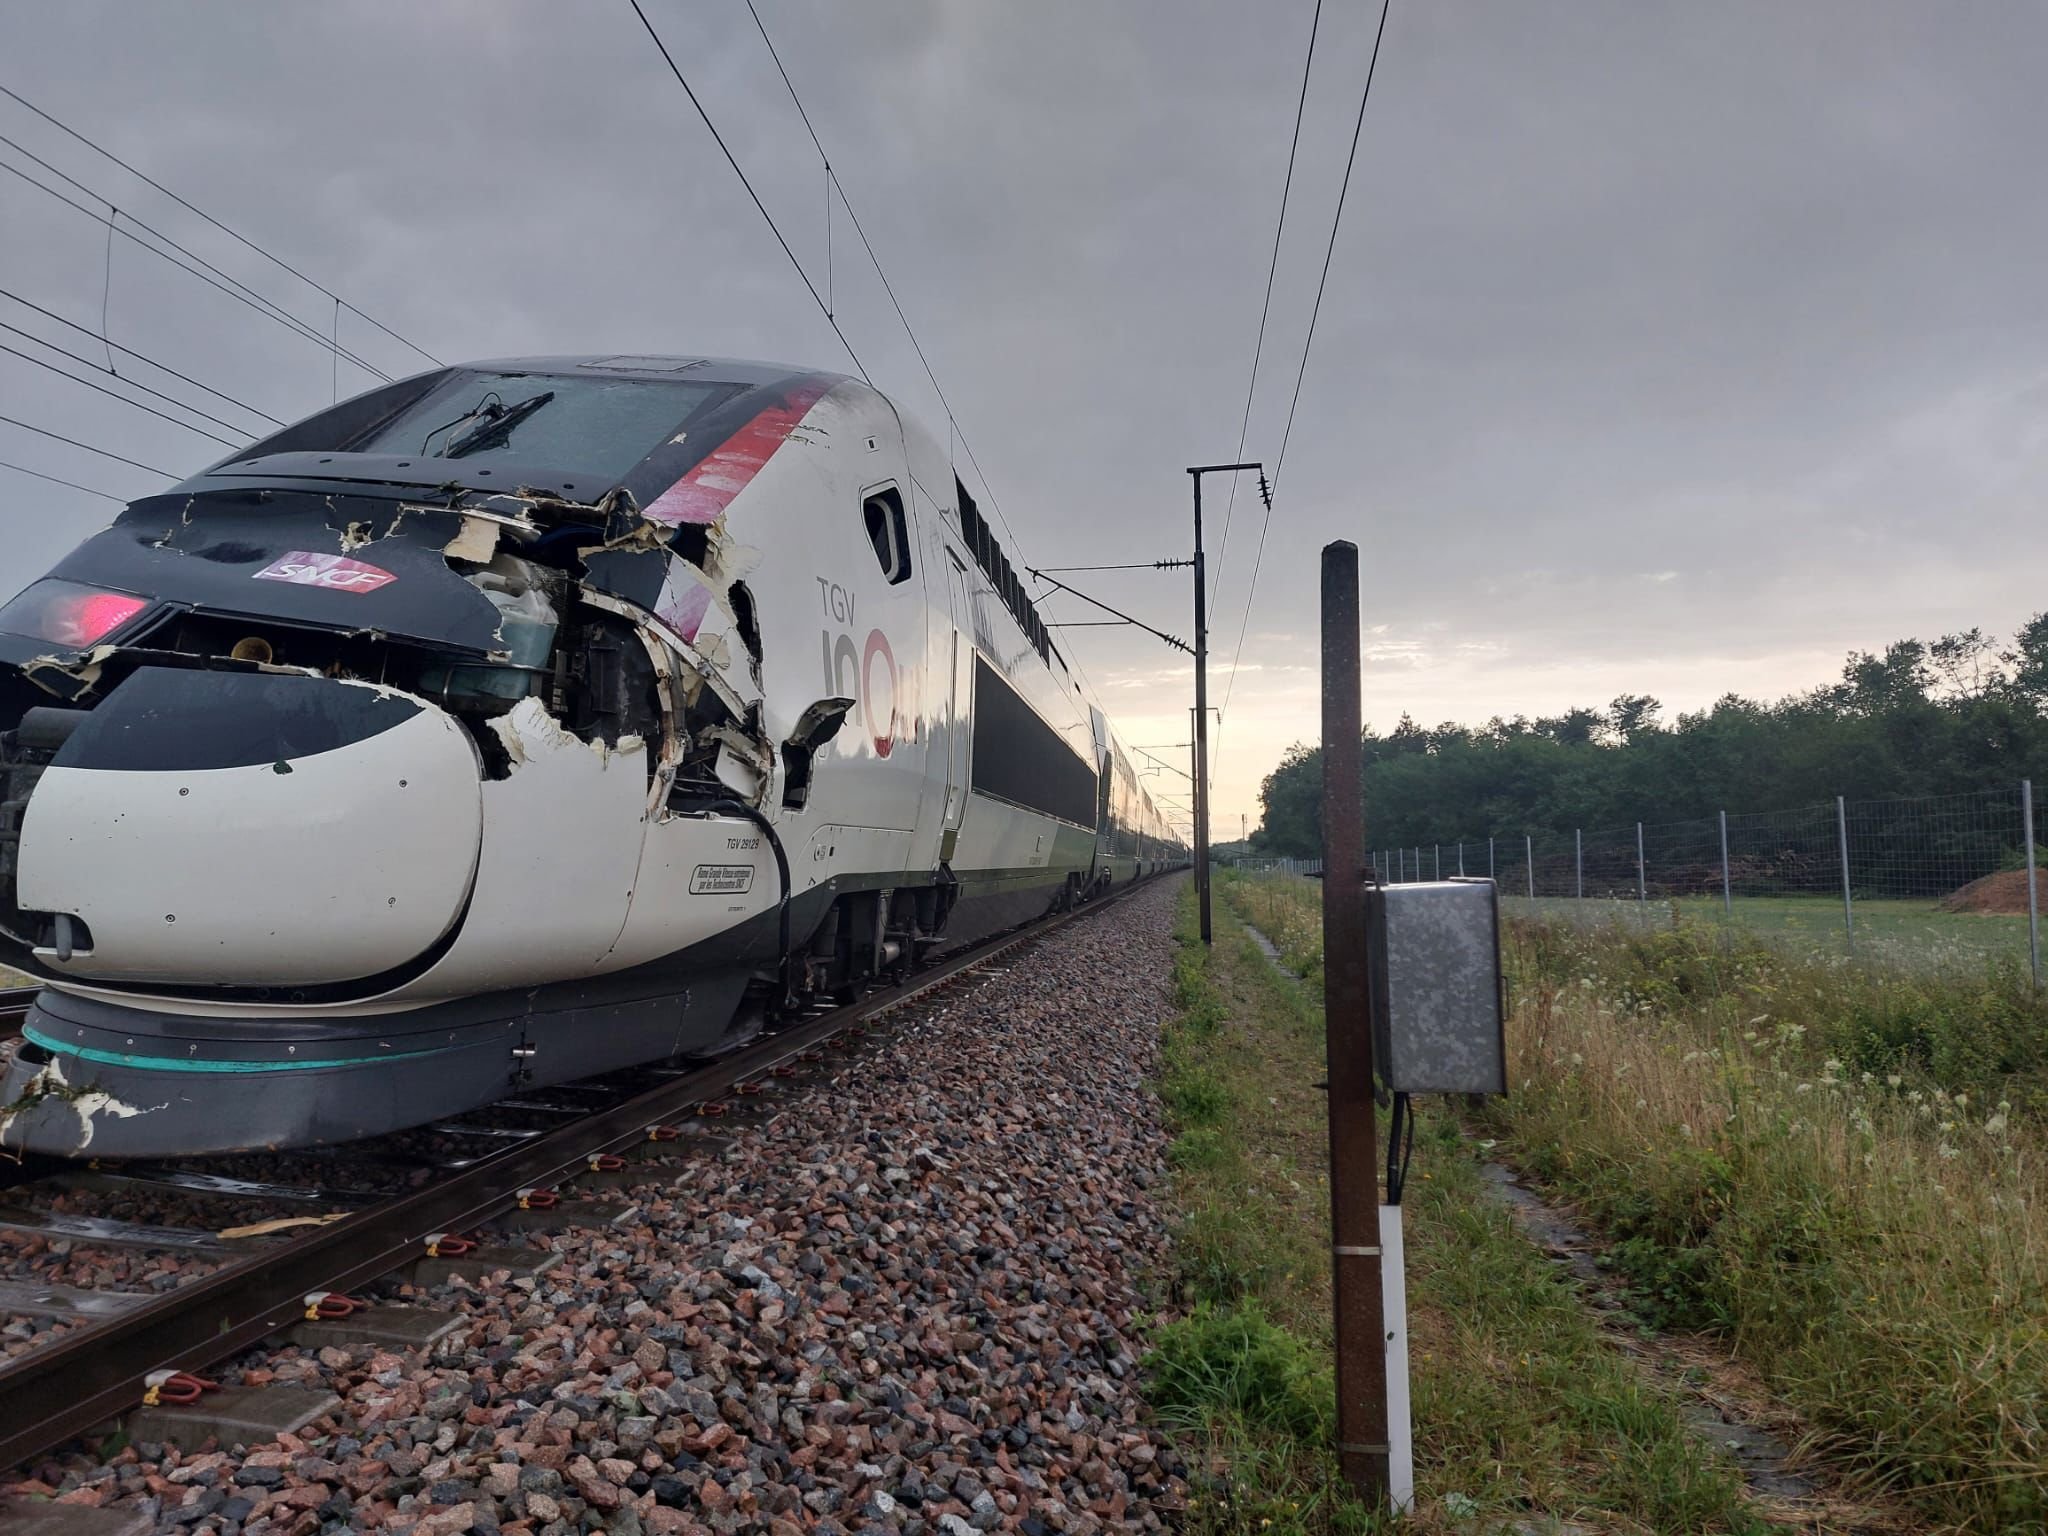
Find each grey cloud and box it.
[2,1,2043,830]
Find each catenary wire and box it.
[0,287,285,424]
[640,6,1121,740]
[737,1,1126,727]
[0,413,176,477]
[0,341,240,449]
[1215,0,1392,778]
[1211,0,1323,611]
[0,150,394,382]
[0,458,127,501]
[0,320,263,439]
[624,0,872,388]
[0,134,392,372]
[0,83,440,366]
[742,0,1033,569]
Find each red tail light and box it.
[0,579,151,648]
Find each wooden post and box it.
[1319,541,1389,1501]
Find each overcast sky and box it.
[3,2,2045,837]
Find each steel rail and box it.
[0,988,33,1036]
[0,877,1160,1468]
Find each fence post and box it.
[1718,809,1731,918]
[1525,834,1534,899]
[1636,821,1646,903]
[2025,780,2040,989]
[1433,845,1441,880]
[1488,836,1495,881]
[1457,843,1465,877]
[1836,794,1854,954]
[1575,829,1583,899]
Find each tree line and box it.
[1250,616,2048,858]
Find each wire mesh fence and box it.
[1232,856,1323,877]
[1350,782,2045,980]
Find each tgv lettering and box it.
[814,577,856,625]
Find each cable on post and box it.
[1384,1091,1415,1204]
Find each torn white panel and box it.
[489,695,596,767]
[443,514,500,563]
[701,533,763,588]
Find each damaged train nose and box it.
[11,666,482,987]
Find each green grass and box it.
[1152,877,1774,1534]
[1510,891,2039,970]
[1228,870,2048,1530]
[1508,897,2048,1112]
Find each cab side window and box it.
[864,486,912,584]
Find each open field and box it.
[1226,869,2048,1531]
[1508,893,2039,972]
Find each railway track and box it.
[0,990,31,1039]
[0,879,1149,1473]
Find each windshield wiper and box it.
[444,390,555,458]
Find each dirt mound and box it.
[1942,868,2048,915]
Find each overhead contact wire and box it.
[1215,0,1392,773]
[0,82,440,366]
[1211,0,1323,611]
[625,0,872,387]
[0,341,240,448]
[0,413,175,477]
[742,0,1031,568]
[0,155,394,382]
[0,288,284,424]
[0,135,395,378]
[0,322,261,438]
[0,458,126,501]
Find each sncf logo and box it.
[252,552,398,594]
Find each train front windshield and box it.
[346,371,728,482]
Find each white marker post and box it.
[1380,1202,1414,1512]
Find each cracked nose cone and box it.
[16,667,482,986]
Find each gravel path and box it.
[6,876,1189,1536]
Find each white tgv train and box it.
[0,356,1184,1155]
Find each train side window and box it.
[863,487,912,584]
